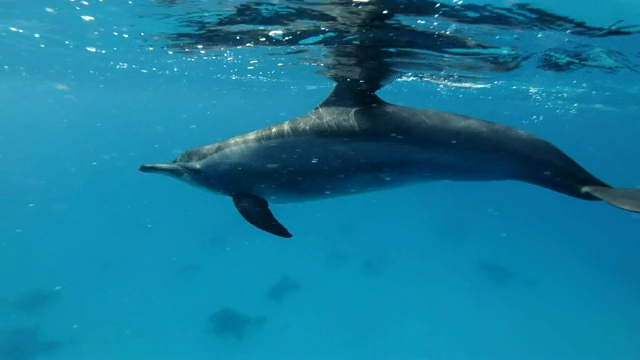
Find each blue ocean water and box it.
[1,0,639,359]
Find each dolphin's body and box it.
[140,84,640,237]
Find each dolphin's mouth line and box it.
[139,163,184,176]
[139,164,163,173]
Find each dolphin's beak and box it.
[139,163,185,177]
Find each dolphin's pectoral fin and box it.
[582,185,640,213]
[232,194,293,238]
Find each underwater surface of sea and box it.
[1,0,639,359]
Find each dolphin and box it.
[140,82,640,237]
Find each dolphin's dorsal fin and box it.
[318,80,387,108]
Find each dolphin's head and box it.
[140,144,215,178]
[140,146,226,193]
[139,160,218,192]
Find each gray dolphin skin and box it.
[140,83,640,238]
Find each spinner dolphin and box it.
[140,83,640,237]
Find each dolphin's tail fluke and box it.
[582,185,640,213]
